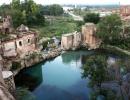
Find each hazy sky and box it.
[0,0,130,5]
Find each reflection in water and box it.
[15,64,43,91]
[15,50,130,100]
[15,50,93,100]
[82,52,130,99]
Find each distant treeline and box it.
[39,4,64,16]
[0,0,64,27]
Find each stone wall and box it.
[16,33,36,58]
[2,41,17,57]
[2,71,16,94]
[61,33,73,50]
[73,32,82,49]
[0,64,15,100]
[82,23,101,50]
[61,32,82,50]
[13,48,62,75]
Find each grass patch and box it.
[32,16,80,37]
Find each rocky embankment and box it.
[0,48,62,100]
[0,82,15,100]
[13,48,62,75]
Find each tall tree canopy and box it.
[83,13,100,24]
[96,14,122,44]
[0,0,45,27]
[40,4,64,16]
[82,55,108,88]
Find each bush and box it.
[11,61,21,71]
[84,13,100,24]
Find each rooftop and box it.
[16,24,29,32]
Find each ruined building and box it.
[82,23,101,50]
[61,31,81,50]
[61,23,101,50]
[0,16,39,100]
[0,24,38,58]
[0,16,13,34]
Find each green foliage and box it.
[35,16,77,37]
[11,0,21,9]
[82,55,108,87]
[49,4,64,16]
[42,40,49,50]
[11,61,21,71]
[40,4,64,16]
[11,10,27,27]
[83,13,100,24]
[0,4,11,16]
[107,37,130,51]
[0,0,45,27]
[97,14,122,44]
[75,21,84,32]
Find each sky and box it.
[0,0,130,5]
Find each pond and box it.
[15,50,129,100]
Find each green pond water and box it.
[15,50,128,100]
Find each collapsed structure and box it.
[61,23,101,50]
[0,16,13,34]
[0,16,39,100]
[0,16,38,58]
[61,31,81,50]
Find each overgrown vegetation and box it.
[34,16,79,37]
[83,13,100,24]
[0,0,80,37]
[0,0,45,27]
[97,14,122,44]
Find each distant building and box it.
[120,5,130,17]
[61,23,101,50]
[61,31,81,50]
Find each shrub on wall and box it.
[11,61,21,71]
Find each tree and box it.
[10,0,45,26]
[96,14,122,44]
[82,55,108,88]
[11,9,26,27]
[11,0,21,9]
[49,4,64,16]
[83,13,100,24]
[0,4,11,16]
[40,4,64,16]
